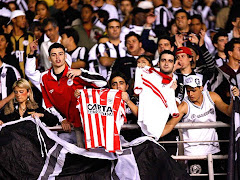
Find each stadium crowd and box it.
[0,0,240,177]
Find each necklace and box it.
[19,106,27,113]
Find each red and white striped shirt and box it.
[77,89,126,153]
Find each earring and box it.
[27,97,30,101]
[13,98,17,103]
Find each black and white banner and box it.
[0,117,190,179]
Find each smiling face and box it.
[49,48,66,68]
[14,86,29,103]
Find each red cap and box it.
[175,47,192,56]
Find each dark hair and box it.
[212,31,228,44]
[42,17,58,28]
[120,0,134,7]
[159,50,176,63]
[174,9,190,20]
[0,32,13,54]
[108,71,129,88]
[224,38,240,59]
[186,44,199,56]
[137,55,153,66]
[96,9,109,26]
[0,16,10,27]
[81,4,94,13]
[29,21,44,34]
[67,0,72,6]
[35,0,49,11]
[61,27,79,45]
[106,18,120,29]
[125,31,141,45]
[157,35,174,47]
[190,14,203,24]
[48,43,65,56]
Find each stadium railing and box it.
[48,121,230,180]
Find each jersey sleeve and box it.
[134,67,143,95]
[40,73,54,108]
[167,88,179,118]
[97,43,107,57]
[25,56,41,91]
[79,68,107,88]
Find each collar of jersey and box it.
[48,64,69,81]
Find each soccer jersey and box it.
[182,91,220,156]
[40,65,107,127]
[77,88,126,153]
[134,66,179,140]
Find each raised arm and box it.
[211,86,240,117]
[161,101,188,137]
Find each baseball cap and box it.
[8,10,25,24]
[184,75,202,88]
[137,1,154,9]
[175,47,192,56]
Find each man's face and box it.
[186,86,203,103]
[182,0,193,9]
[176,52,191,70]
[13,15,26,29]
[60,34,70,48]
[28,0,37,12]
[49,48,66,68]
[44,23,59,42]
[190,18,202,34]
[54,0,65,10]
[81,7,92,23]
[126,35,142,55]
[111,76,128,92]
[230,43,240,62]
[175,12,190,31]
[107,21,121,40]
[214,36,228,52]
[120,0,133,15]
[158,39,172,53]
[158,53,174,75]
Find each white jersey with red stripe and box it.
[77,88,126,153]
[134,66,179,140]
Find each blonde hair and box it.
[4,79,39,115]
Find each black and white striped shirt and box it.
[88,42,126,79]
[0,63,21,101]
[68,47,88,64]
[154,5,171,27]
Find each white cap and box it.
[184,75,202,88]
[137,1,154,9]
[9,10,25,23]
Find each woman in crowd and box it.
[34,0,50,24]
[0,79,58,127]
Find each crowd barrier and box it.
[48,121,230,180]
